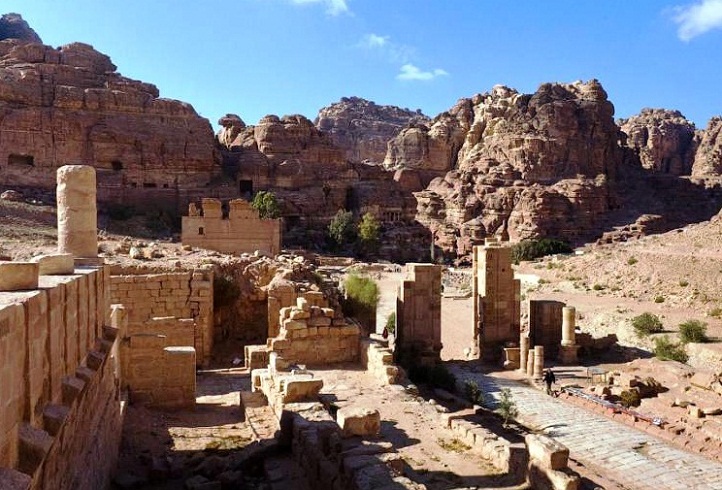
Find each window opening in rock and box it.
[8,154,34,166]
[199,227,204,235]
[239,180,253,195]
[111,160,123,171]
[143,183,157,188]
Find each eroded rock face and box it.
[413,81,623,255]
[0,13,42,43]
[692,117,722,177]
[619,108,696,175]
[0,29,218,211]
[315,96,428,164]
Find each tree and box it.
[251,191,280,219]
[328,209,355,249]
[631,312,663,338]
[357,212,380,255]
[496,388,518,427]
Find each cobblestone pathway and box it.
[453,367,722,490]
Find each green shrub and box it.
[631,312,663,337]
[510,239,573,264]
[463,380,485,406]
[654,295,665,303]
[251,190,280,219]
[653,335,688,363]
[328,209,356,249]
[592,284,605,291]
[357,212,380,250]
[709,306,722,318]
[496,388,518,426]
[679,319,709,343]
[214,275,240,308]
[679,280,689,287]
[627,257,638,265]
[385,312,396,335]
[619,389,641,408]
[343,274,379,325]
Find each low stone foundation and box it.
[526,434,580,490]
[361,337,403,385]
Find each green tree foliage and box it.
[385,312,396,335]
[510,239,573,264]
[342,273,380,329]
[357,212,381,253]
[631,312,663,338]
[251,190,280,219]
[496,388,519,426]
[653,335,688,363]
[328,209,356,249]
[463,380,485,406]
[679,319,709,343]
[619,389,641,408]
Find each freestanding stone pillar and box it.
[561,306,576,346]
[533,345,544,380]
[519,334,530,374]
[526,349,535,378]
[57,165,97,258]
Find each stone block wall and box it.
[529,300,565,358]
[181,198,282,256]
[109,269,213,366]
[472,239,521,360]
[396,263,442,364]
[361,338,402,385]
[0,264,123,490]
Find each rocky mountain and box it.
[0,14,218,212]
[692,117,722,177]
[315,97,429,164]
[0,13,41,43]
[619,108,696,175]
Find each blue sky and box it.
[4,1,722,129]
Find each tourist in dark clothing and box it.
[543,368,556,395]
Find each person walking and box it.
[543,368,556,395]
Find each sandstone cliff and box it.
[619,108,696,175]
[412,81,624,253]
[315,96,428,164]
[692,117,722,177]
[0,15,218,211]
[0,13,41,43]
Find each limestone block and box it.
[31,253,75,275]
[283,319,307,330]
[308,316,332,327]
[526,433,569,470]
[0,262,39,291]
[290,309,311,320]
[282,378,323,403]
[297,297,310,312]
[337,407,381,437]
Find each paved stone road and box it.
[453,367,722,490]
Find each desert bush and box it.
[708,306,722,318]
[679,280,689,287]
[592,284,605,291]
[251,190,280,219]
[627,257,638,265]
[463,380,485,406]
[619,389,641,408]
[679,319,709,343]
[654,295,665,303]
[510,239,573,264]
[496,388,518,426]
[385,312,396,335]
[631,312,663,337]
[653,335,688,363]
[342,274,379,326]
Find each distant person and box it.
[543,368,556,395]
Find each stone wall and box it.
[109,269,213,367]
[181,198,282,256]
[473,239,521,360]
[0,264,123,490]
[396,263,442,365]
[361,337,403,385]
[528,300,565,359]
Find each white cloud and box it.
[289,0,349,16]
[672,0,722,41]
[360,33,389,49]
[396,64,449,81]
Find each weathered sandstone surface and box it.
[0,18,218,211]
[692,117,722,177]
[315,96,428,164]
[619,108,696,175]
[0,13,41,43]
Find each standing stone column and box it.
[57,165,97,258]
[533,345,544,380]
[561,306,576,346]
[519,333,530,374]
[526,349,535,378]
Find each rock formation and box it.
[0,14,218,212]
[692,117,722,177]
[619,108,696,175]
[315,96,428,164]
[414,81,623,254]
[0,13,42,43]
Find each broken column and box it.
[526,349,535,378]
[558,306,580,364]
[519,333,530,374]
[57,165,97,258]
[533,345,544,380]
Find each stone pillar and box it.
[561,306,576,346]
[526,349,535,378]
[533,345,544,380]
[519,334,530,374]
[57,165,97,258]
